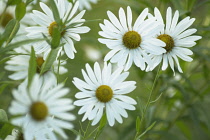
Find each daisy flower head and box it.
[98,6,166,71]
[26,0,90,59]
[5,45,67,81]
[147,7,202,73]
[73,62,137,126]
[9,74,75,140]
[73,0,99,10]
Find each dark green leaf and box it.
[49,0,61,25]
[0,84,9,95]
[0,109,8,122]
[51,25,61,49]
[27,47,37,89]
[7,0,21,5]
[15,2,26,21]
[0,123,15,139]
[40,48,59,75]
[2,19,19,44]
[98,114,107,130]
[0,56,11,65]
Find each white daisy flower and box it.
[5,45,67,80]
[5,128,49,140]
[98,6,166,71]
[9,74,75,140]
[73,62,137,126]
[147,7,202,73]
[26,0,90,59]
[0,0,15,33]
[73,0,99,10]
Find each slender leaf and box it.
[49,0,61,25]
[0,123,15,139]
[0,39,44,54]
[51,25,61,49]
[27,47,37,89]
[136,121,156,139]
[2,19,19,43]
[0,109,8,122]
[40,48,59,75]
[15,2,26,21]
[7,0,21,5]
[0,84,9,95]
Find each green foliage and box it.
[15,2,26,21]
[49,0,61,25]
[0,123,15,139]
[0,109,8,122]
[40,48,60,75]
[1,19,20,46]
[7,0,22,5]
[51,25,61,49]
[27,47,37,89]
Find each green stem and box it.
[56,50,62,84]
[134,65,161,140]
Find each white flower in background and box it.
[73,0,99,10]
[73,62,137,126]
[26,0,90,59]
[5,128,50,140]
[147,7,202,73]
[84,45,102,62]
[5,45,67,80]
[9,74,75,140]
[0,0,15,33]
[98,6,166,71]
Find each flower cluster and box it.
[0,0,201,139]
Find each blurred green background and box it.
[1,0,210,139]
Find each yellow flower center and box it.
[96,85,113,103]
[123,31,141,49]
[48,21,65,37]
[157,34,174,53]
[30,101,48,121]
[36,57,44,73]
[0,12,13,27]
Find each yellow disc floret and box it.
[123,31,141,49]
[96,85,113,103]
[157,34,175,53]
[36,57,45,73]
[30,101,48,121]
[48,21,65,37]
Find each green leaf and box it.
[0,123,15,139]
[15,2,26,21]
[136,116,141,132]
[49,0,61,25]
[0,84,9,95]
[51,25,61,49]
[28,47,37,89]
[0,109,8,122]
[136,121,156,139]
[7,0,22,5]
[40,48,60,75]
[0,39,44,54]
[2,19,19,44]
[98,114,107,130]
[0,56,11,65]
